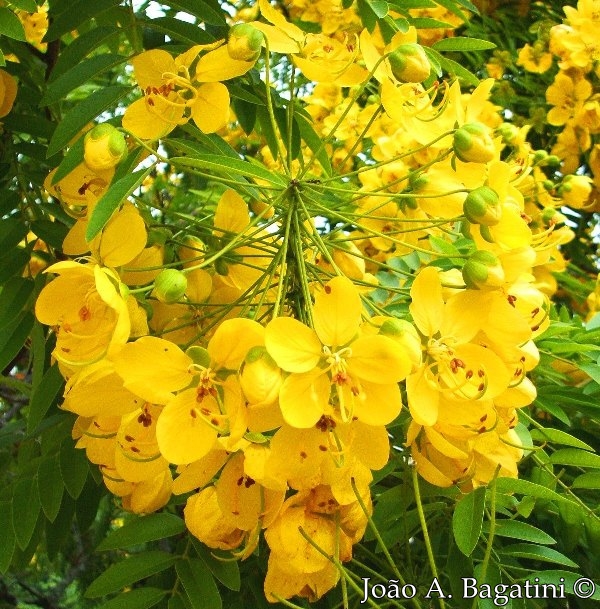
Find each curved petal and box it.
[265,317,322,373]
[190,82,230,133]
[279,371,330,428]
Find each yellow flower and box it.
[265,276,411,427]
[516,43,553,74]
[0,69,17,118]
[546,72,592,126]
[35,261,130,369]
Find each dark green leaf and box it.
[0,218,28,255]
[27,364,64,433]
[0,7,26,41]
[96,589,168,609]
[86,167,152,241]
[47,85,131,157]
[500,544,579,568]
[86,551,177,598]
[433,0,469,20]
[0,249,30,284]
[0,501,16,573]
[30,219,70,250]
[37,455,65,523]
[482,520,556,545]
[7,0,38,11]
[60,439,89,499]
[12,477,40,550]
[170,155,287,187]
[432,36,496,51]
[549,448,600,469]
[45,0,123,41]
[453,486,486,556]
[0,189,19,217]
[176,558,222,609]
[167,0,227,25]
[193,542,241,591]
[0,277,33,329]
[140,17,214,45]
[45,493,75,560]
[43,54,127,105]
[0,311,34,372]
[97,513,186,551]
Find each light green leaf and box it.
[170,155,287,187]
[0,277,33,330]
[27,364,64,433]
[0,7,26,41]
[7,0,38,11]
[526,571,600,601]
[296,113,332,177]
[369,0,389,18]
[86,167,152,241]
[97,514,186,551]
[47,85,130,157]
[452,486,486,556]
[500,544,579,568]
[176,558,222,609]
[549,448,600,469]
[572,472,600,489]
[43,54,126,105]
[433,37,496,51]
[12,477,40,550]
[96,588,167,609]
[86,552,177,598]
[38,455,65,523]
[482,520,556,545]
[530,428,593,451]
[495,477,574,505]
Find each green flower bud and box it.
[227,23,264,62]
[186,345,211,368]
[378,318,422,368]
[153,269,188,303]
[147,227,171,247]
[496,123,519,145]
[83,123,127,171]
[387,43,430,83]
[453,122,496,164]
[560,174,593,209]
[462,250,505,290]
[532,150,548,164]
[463,186,502,226]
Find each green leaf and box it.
[43,54,127,105]
[193,542,241,591]
[170,155,287,187]
[12,477,40,550]
[45,0,123,41]
[0,7,26,41]
[433,0,469,20]
[27,364,64,433]
[530,428,593,451]
[96,589,168,609]
[482,520,556,545]
[572,472,600,489]
[0,218,28,255]
[0,501,16,573]
[0,189,19,217]
[0,311,34,372]
[97,513,186,551]
[38,455,65,523]
[549,448,600,469]
[0,277,33,330]
[167,0,227,25]
[0,249,29,284]
[296,113,332,177]
[495,477,574,505]
[409,17,454,28]
[30,219,70,250]
[47,85,131,157]
[452,486,486,556]
[500,544,579,568]
[8,0,38,10]
[176,558,222,609]
[526,571,600,601]
[432,36,496,51]
[140,17,214,45]
[86,551,177,598]
[51,26,121,80]
[369,0,389,18]
[60,439,89,499]
[86,167,152,241]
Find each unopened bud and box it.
[153,269,187,303]
[463,186,502,226]
[560,175,593,209]
[83,124,127,171]
[185,345,211,368]
[387,43,430,83]
[496,123,519,145]
[227,23,264,62]
[462,250,505,290]
[453,122,496,164]
[240,346,281,405]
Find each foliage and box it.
[0,0,599,608]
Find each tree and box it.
[1,0,599,607]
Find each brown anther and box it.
[78,181,91,195]
[125,435,135,442]
[147,98,155,106]
[514,368,523,377]
[78,306,91,322]
[507,294,517,307]
[319,445,327,452]
[137,410,152,427]
[130,446,140,453]
[300,451,308,459]
[477,383,485,392]
[531,324,539,331]
[244,477,255,488]
[351,386,360,396]
[450,358,465,373]
[478,426,486,433]
[210,417,219,426]
[324,285,332,294]
[190,409,197,419]
[480,414,488,422]
[531,307,540,317]
[236,477,244,486]
[465,370,474,380]
[315,415,336,432]
[478,369,485,378]
[333,372,347,385]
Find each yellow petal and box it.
[172,448,229,495]
[132,49,176,89]
[406,369,439,426]
[195,45,255,82]
[62,220,90,256]
[190,82,230,133]
[265,317,321,373]
[350,380,402,426]
[208,318,265,370]
[122,97,181,140]
[409,266,443,337]
[279,371,330,428]
[313,276,361,348]
[94,204,147,267]
[348,335,411,383]
[351,422,390,470]
[213,189,250,236]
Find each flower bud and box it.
[186,345,211,368]
[463,186,502,226]
[387,43,430,83]
[453,122,496,164]
[559,175,593,209]
[495,123,519,145]
[153,269,187,303]
[227,23,264,62]
[240,346,282,405]
[84,123,127,171]
[462,250,505,290]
